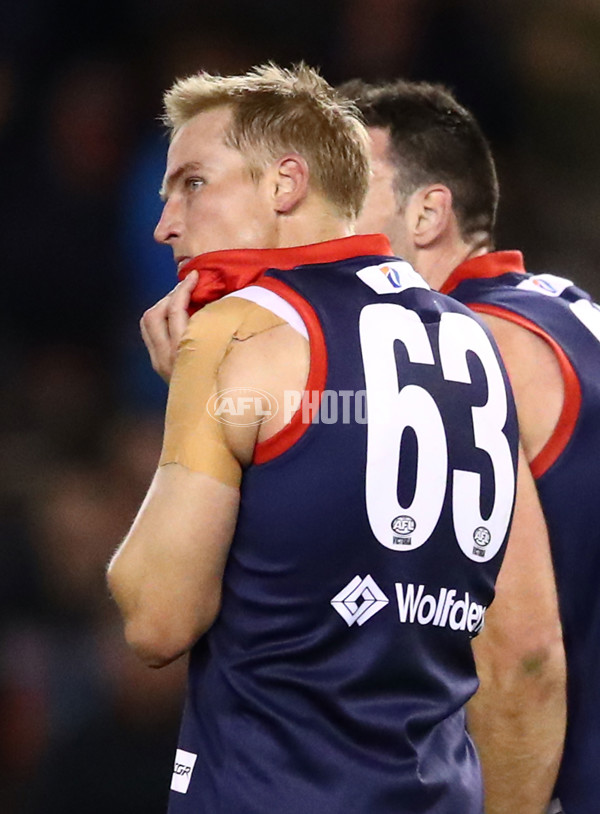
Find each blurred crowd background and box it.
[1,0,599,810]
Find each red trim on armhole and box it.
[469,303,581,478]
[251,277,328,465]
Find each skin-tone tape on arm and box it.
[159,296,286,487]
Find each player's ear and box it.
[407,184,453,248]
[271,154,310,214]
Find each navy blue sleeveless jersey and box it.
[168,239,518,813]
[445,250,600,814]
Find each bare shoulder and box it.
[183,295,261,341]
[174,296,309,467]
[477,312,564,463]
[220,321,310,442]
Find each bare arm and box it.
[107,464,240,667]
[109,294,309,667]
[467,313,567,814]
[109,293,249,668]
[468,448,566,813]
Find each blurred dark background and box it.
[1,1,599,810]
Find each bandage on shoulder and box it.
[159,295,286,486]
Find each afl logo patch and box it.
[473,527,491,547]
[391,515,416,535]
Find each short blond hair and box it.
[162,63,370,220]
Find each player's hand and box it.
[140,270,198,383]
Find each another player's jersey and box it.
[445,250,600,814]
[168,237,518,814]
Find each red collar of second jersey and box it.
[177,234,393,313]
[440,250,525,296]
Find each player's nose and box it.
[154,198,181,245]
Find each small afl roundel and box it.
[391,515,416,535]
[473,526,491,547]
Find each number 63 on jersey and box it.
[359,303,516,563]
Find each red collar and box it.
[178,234,393,313]
[440,251,525,295]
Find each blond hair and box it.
[162,63,370,220]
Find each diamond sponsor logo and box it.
[331,578,486,635]
[330,575,389,627]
